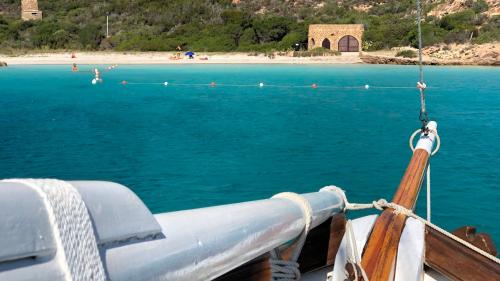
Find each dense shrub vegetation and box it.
[395,49,418,58]
[0,0,497,53]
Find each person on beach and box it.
[71,63,79,72]
[176,45,182,59]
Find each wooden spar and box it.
[425,226,500,281]
[361,122,438,281]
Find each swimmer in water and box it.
[71,63,79,72]
[94,68,103,83]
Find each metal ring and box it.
[409,129,440,156]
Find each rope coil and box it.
[269,260,301,281]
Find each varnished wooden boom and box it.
[361,140,433,280]
[391,149,429,209]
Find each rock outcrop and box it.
[361,43,500,67]
[424,43,499,65]
[0,61,7,67]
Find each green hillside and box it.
[0,0,498,53]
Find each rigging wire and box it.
[416,0,429,131]
[416,0,434,225]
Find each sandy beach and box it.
[0,52,362,65]
[1,43,497,66]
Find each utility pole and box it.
[106,13,110,38]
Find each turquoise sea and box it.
[0,64,498,243]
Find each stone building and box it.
[308,24,364,52]
[21,0,42,21]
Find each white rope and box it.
[426,164,431,222]
[343,220,370,281]
[409,126,437,223]
[409,128,437,222]
[2,179,106,281]
[321,186,373,281]
[320,185,375,212]
[269,259,301,281]
[377,200,500,264]
[422,216,500,265]
[269,192,314,281]
[332,196,500,265]
[272,192,314,259]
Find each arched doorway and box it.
[310,38,315,47]
[338,35,359,52]
[322,38,331,49]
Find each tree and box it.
[252,16,292,44]
[221,9,251,47]
[78,24,104,49]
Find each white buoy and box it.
[259,82,264,87]
[164,82,169,86]
[364,84,370,89]
[92,79,97,85]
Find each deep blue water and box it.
[0,64,498,243]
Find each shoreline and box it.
[0,52,363,65]
[1,49,498,66]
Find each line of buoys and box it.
[114,81,433,90]
[106,64,118,71]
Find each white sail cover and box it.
[330,215,425,281]
[396,217,426,281]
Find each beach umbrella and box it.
[185,51,195,56]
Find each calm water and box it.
[0,64,498,243]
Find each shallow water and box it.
[0,64,498,243]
